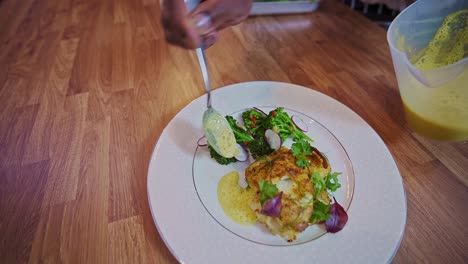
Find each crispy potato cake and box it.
[245,146,331,241]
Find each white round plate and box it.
[147,81,407,264]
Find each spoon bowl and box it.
[203,108,239,158]
[195,44,238,158]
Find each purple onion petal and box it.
[261,192,283,217]
[325,197,348,233]
[253,107,267,116]
[197,136,207,147]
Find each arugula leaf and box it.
[311,170,342,196]
[310,200,331,223]
[310,170,325,197]
[259,179,278,205]
[291,138,312,168]
[266,107,313,142]
[325,172,342,192]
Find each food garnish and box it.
[259,179,278,205]
[325,197,348,233]
[198,106,348,240]
[261,192,283,218]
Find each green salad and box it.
[206,107,317,168]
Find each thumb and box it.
[190,0,227,30]
[162,0,202,48]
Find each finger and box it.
[181,27,202,48]
[162,0,202,49]
[217,16,246,31]
[202,31,219,48]
[190,0,229,30]
[164,31,177,45]
[162,0,189,20]
[191,13,215,35]
[163,20,201,48]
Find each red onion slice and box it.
[265,129,282,151]
[291,115,308,132]
[197,136,207,147]
[261,192,283,217]
[325,197,348,233]
[234,144,248,162]
[253,107,267,116]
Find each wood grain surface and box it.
[1,0,467,263]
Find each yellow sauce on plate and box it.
[217,171,257,225]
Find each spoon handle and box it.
[185,0,212,109]
[195,47,212,109]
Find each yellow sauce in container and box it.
[402,9,468,141]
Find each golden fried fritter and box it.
[245,146,331,241]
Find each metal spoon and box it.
[187,4,238,158]
[197,50,238,157]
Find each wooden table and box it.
[1,0,467,263]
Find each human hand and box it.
[161,0,253,49]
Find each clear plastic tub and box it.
[250,1,320,16]
[387,0,468,141]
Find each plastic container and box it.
[250,1,320,16]
[185,0,320,16]
[387,0,468,141]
